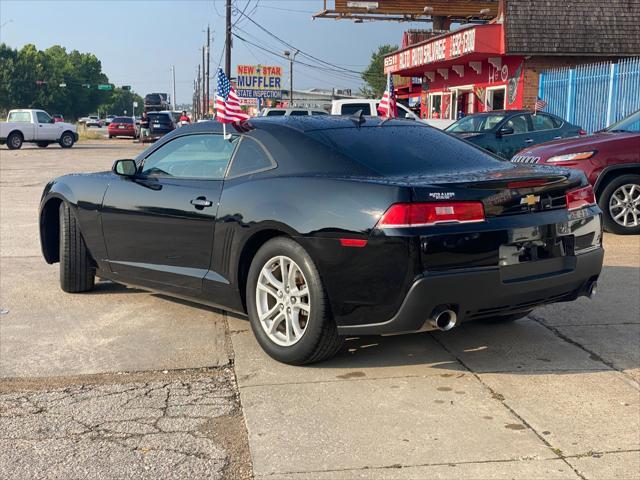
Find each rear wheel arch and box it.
[41,197,64,263]
[236,229,292,312]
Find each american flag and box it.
[215,69,249,124]
[377,72,397,118]
[535,97,548,111]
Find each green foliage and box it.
[360,44,398,99]
[0,43,141,120]
[101,89,145,117]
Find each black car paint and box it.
[447,111,582,160]
[40,117,603,334]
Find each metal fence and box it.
[539,57,640,133]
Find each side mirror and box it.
[497,126,514,137]
[112,159,137,177]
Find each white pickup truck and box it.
[331,99,456,129]
[1,109,78,150]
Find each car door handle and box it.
[525,139,534,143]
[190,197,213,208]
[554,136,562,139]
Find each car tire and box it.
[7,132,23,150]
[246,237,343,365]
[479,311,532,323]
[59,202,95,293]
[37,141,49,148]
[599,174,640,235]
[59,131,75,148]
[108,135,113,139]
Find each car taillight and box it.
[578,129,588,136]
[566,185,596,211]
[377,202,485,228]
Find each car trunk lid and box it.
[404,164,582,217]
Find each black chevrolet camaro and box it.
[39,117,604,364]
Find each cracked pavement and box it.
[0,370,244,479]
[2,141,640,479]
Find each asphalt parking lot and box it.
[0,141,639,479]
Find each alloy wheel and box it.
[255,255,310,347]
[61,134,73,147]
[609,183,640,228]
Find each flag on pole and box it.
[215,68,250,124]
[377,72,397,119]
[534,97,548,113]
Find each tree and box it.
[360,44,398,98]
[99,89,144,116]
[0,43,117,119]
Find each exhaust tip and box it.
[429,306,458,331]
[588,281,597,299]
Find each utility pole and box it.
[171,66,177,110]
[202,46,207,117]
[206,25,210,117]
[284,50,299,106]
[197,65,201,119]
[225,0,232,77]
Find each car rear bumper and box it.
[337,246,603,335]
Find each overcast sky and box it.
[0,0,426,103]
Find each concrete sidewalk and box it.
[229,235,640,480]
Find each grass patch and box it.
[78,126,105,141]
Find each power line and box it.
[232,32,364,84]
[233,8,364,76]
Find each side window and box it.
[289,110,308,116]
[227,137,275,178]
[532,113,557,131]
[141,134,238,180]
[312,111,328,115]
[341,103,372,116]
[36,111,52,124]
[504,115,530,134]
[266,110,286,117]
[8,111,31,122]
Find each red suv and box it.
[513,110,640,234]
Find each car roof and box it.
[159,116,421,138]
[463,110,551,117]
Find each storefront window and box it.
[429,94,442,119]
[486,87,506,111]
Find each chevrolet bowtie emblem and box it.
[521,194,541,206]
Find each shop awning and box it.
[384,23,505,77]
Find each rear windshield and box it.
[148,113,172,123]
[340,103,372,116]
[113,117,133,124]
[308,125,501,176]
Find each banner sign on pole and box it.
[236,65,283,99]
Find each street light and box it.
[283,49,299,106]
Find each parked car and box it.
[85,116,103,128]
[1,109,78,149]
[513,109,640,234]
[108,116,137,139]
[147,111,175,139]
[446,110,585,159]
[53,114,64,123]
[261,108,328,117]
[331,99,454,129]
[105,115,116,126]
[144,93,169,112]
[38,117,603,364]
